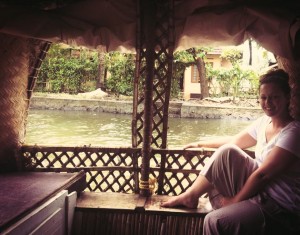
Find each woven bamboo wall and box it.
[0,33,29,172]
[73,210,204,235]
[0,33,49,172]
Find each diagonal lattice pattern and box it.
[151,149,214,195]
[20,145,236,196]
[133,0,174,149]
[22,146,142,193]
[86,170,137,193]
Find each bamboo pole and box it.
[132,0,140,149]
[27,41,51,100]
[161,0,174,150]
[139,0,156,197]
[132,0,141,193]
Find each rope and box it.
[139,179,150,190]
[139,177,157,194]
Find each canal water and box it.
[25,109,253,148]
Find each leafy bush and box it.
[37,44,99,94]
[206,64,259,99]
[104,52,135,96]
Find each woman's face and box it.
[259,83,290,118]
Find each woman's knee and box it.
[215,143,245,163]
[203,210,226,234]
[203,203,265,235]
[203,211,218,227]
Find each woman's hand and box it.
[183,142,200,150]
[220,196,237,207]
[182,142,201,160]
[183,136,235,151]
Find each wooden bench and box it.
[73,192,300,235]
[73,192,211,235]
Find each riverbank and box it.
[30,93,263,120]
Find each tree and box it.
[248,39,253,66]
[187,48,210,99]
[173,47,212,99]
[220,47,242,65]
[97,51,106,90]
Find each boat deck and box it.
[73,192,212,235]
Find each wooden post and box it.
[139,0,156,197]
[161,0,174,149]
[27,41,51,100]
[133,0,175,195]
[132,0,141,193]
[132,0,140,150]
[157,0,175,194]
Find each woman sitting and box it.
[162,69,300,234]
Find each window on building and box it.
[191,65,199,83]
[191,62,214,83]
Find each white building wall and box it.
[183,66,200,100]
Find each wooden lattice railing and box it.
[21,145,223,196]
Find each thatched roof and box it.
[0,0,300,59]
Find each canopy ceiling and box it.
[0,0,300,59]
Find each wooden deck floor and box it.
[76,191,212,215]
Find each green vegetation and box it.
[104,52,135,96]
[206,65,258,99]
[38,44,99,94]
[37,43,261,100]
[206,47,259,101]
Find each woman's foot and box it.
[161,193,199,209]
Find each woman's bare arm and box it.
[184,129,256,150]
[229,129,257,149]
[223,146,298,206]
[183,136,233,149]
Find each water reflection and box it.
[25,109,252,148]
